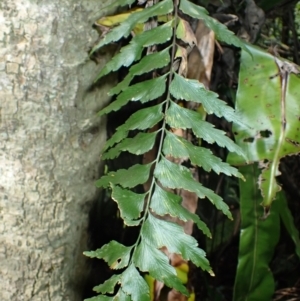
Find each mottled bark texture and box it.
[0,0,114,300]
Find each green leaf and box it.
[134,240,188,295]
[259,163,281,212]
[111,185,145,226]
[170,73,242,124]
[143,214,213,274]
[163,131,243,178]
[154,157,232,219]
[102,0,136,11]
[91,0,173,53]
[179,0,246,51]
[96,163,152,188]
[166,101,245,158]
[228,44,300,209]
[233,165,280,301]
[110,48,171,95]
[93,274,122,294]
[97,23,173,82]
[103,132,158,160]
[103,104,164,152]
[277,191,300,259]
[113,289,131,301]
[93,265,150,301]
[151,184,211,237]
[84,296,112,301]
[121,264,150,301]
[229,44,300,163]
[83,241,133,269]
[99,75,167,116]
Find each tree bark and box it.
[0,0,114,300]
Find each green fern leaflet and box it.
[84,0,246,300]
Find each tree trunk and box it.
[0,0,114,300]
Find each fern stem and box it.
[130,0,180,258]
[142,0,179,216]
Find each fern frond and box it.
[166,101,245,158]
[99,75,167,116]
[96,163,152,188]
[96,22,173,82]
[179,0,247,51]
[110,47,171,95]
[163,131,243,178]
[91,0,173,53]
[85,0,248,300]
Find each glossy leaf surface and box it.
[91,0,173,53]
[134,240,188,294]
[97,23,173,81]
[170,73,240,123]
[84,241,133,269]
[179,0,246,51]
[110,48,171,95]
[142,214,212,273]
[163,131,243,178]
[228,44,300,210]
[88,0,248,299]
[93,274,121,294]
[103,104,164,152]
[111,185,145,226]
[233,165,280,301]
[102,0,136,11]
[103,132,157,160]
[166,101,245,158]
[96,163,152,188]
[121,265,150,301]
[99,76,167,116]
[154,157,232,219]
[150,184,211,237]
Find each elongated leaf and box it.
[228,44,300,209]
[121,264,150,301]
[143,214,213,273]
[99,75,167,116]
[277,191,300,259]
[93,266,150,301]
[91,0,173,53]
[114,289,131,301]
[102,0,136,11]
[233,165,280,301]
[133,240,188,295]
[103,104,164,152]
[151,184,211,237]
[97,23,173,81]
[170,73,242,124]
[85,295,112,301]
[84,241,133,269]
[163,131,243,178]
[229,45,300,162]
[259,163,281,213]
[111,185,145,225]
[95,8,143,29]
[166,101,245,158]
[103,132,158,160]
[93,274,122,294]
[110,48,171,95]
[96,163,152,188]
[154,157,232,218]
[179,0,246,51]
